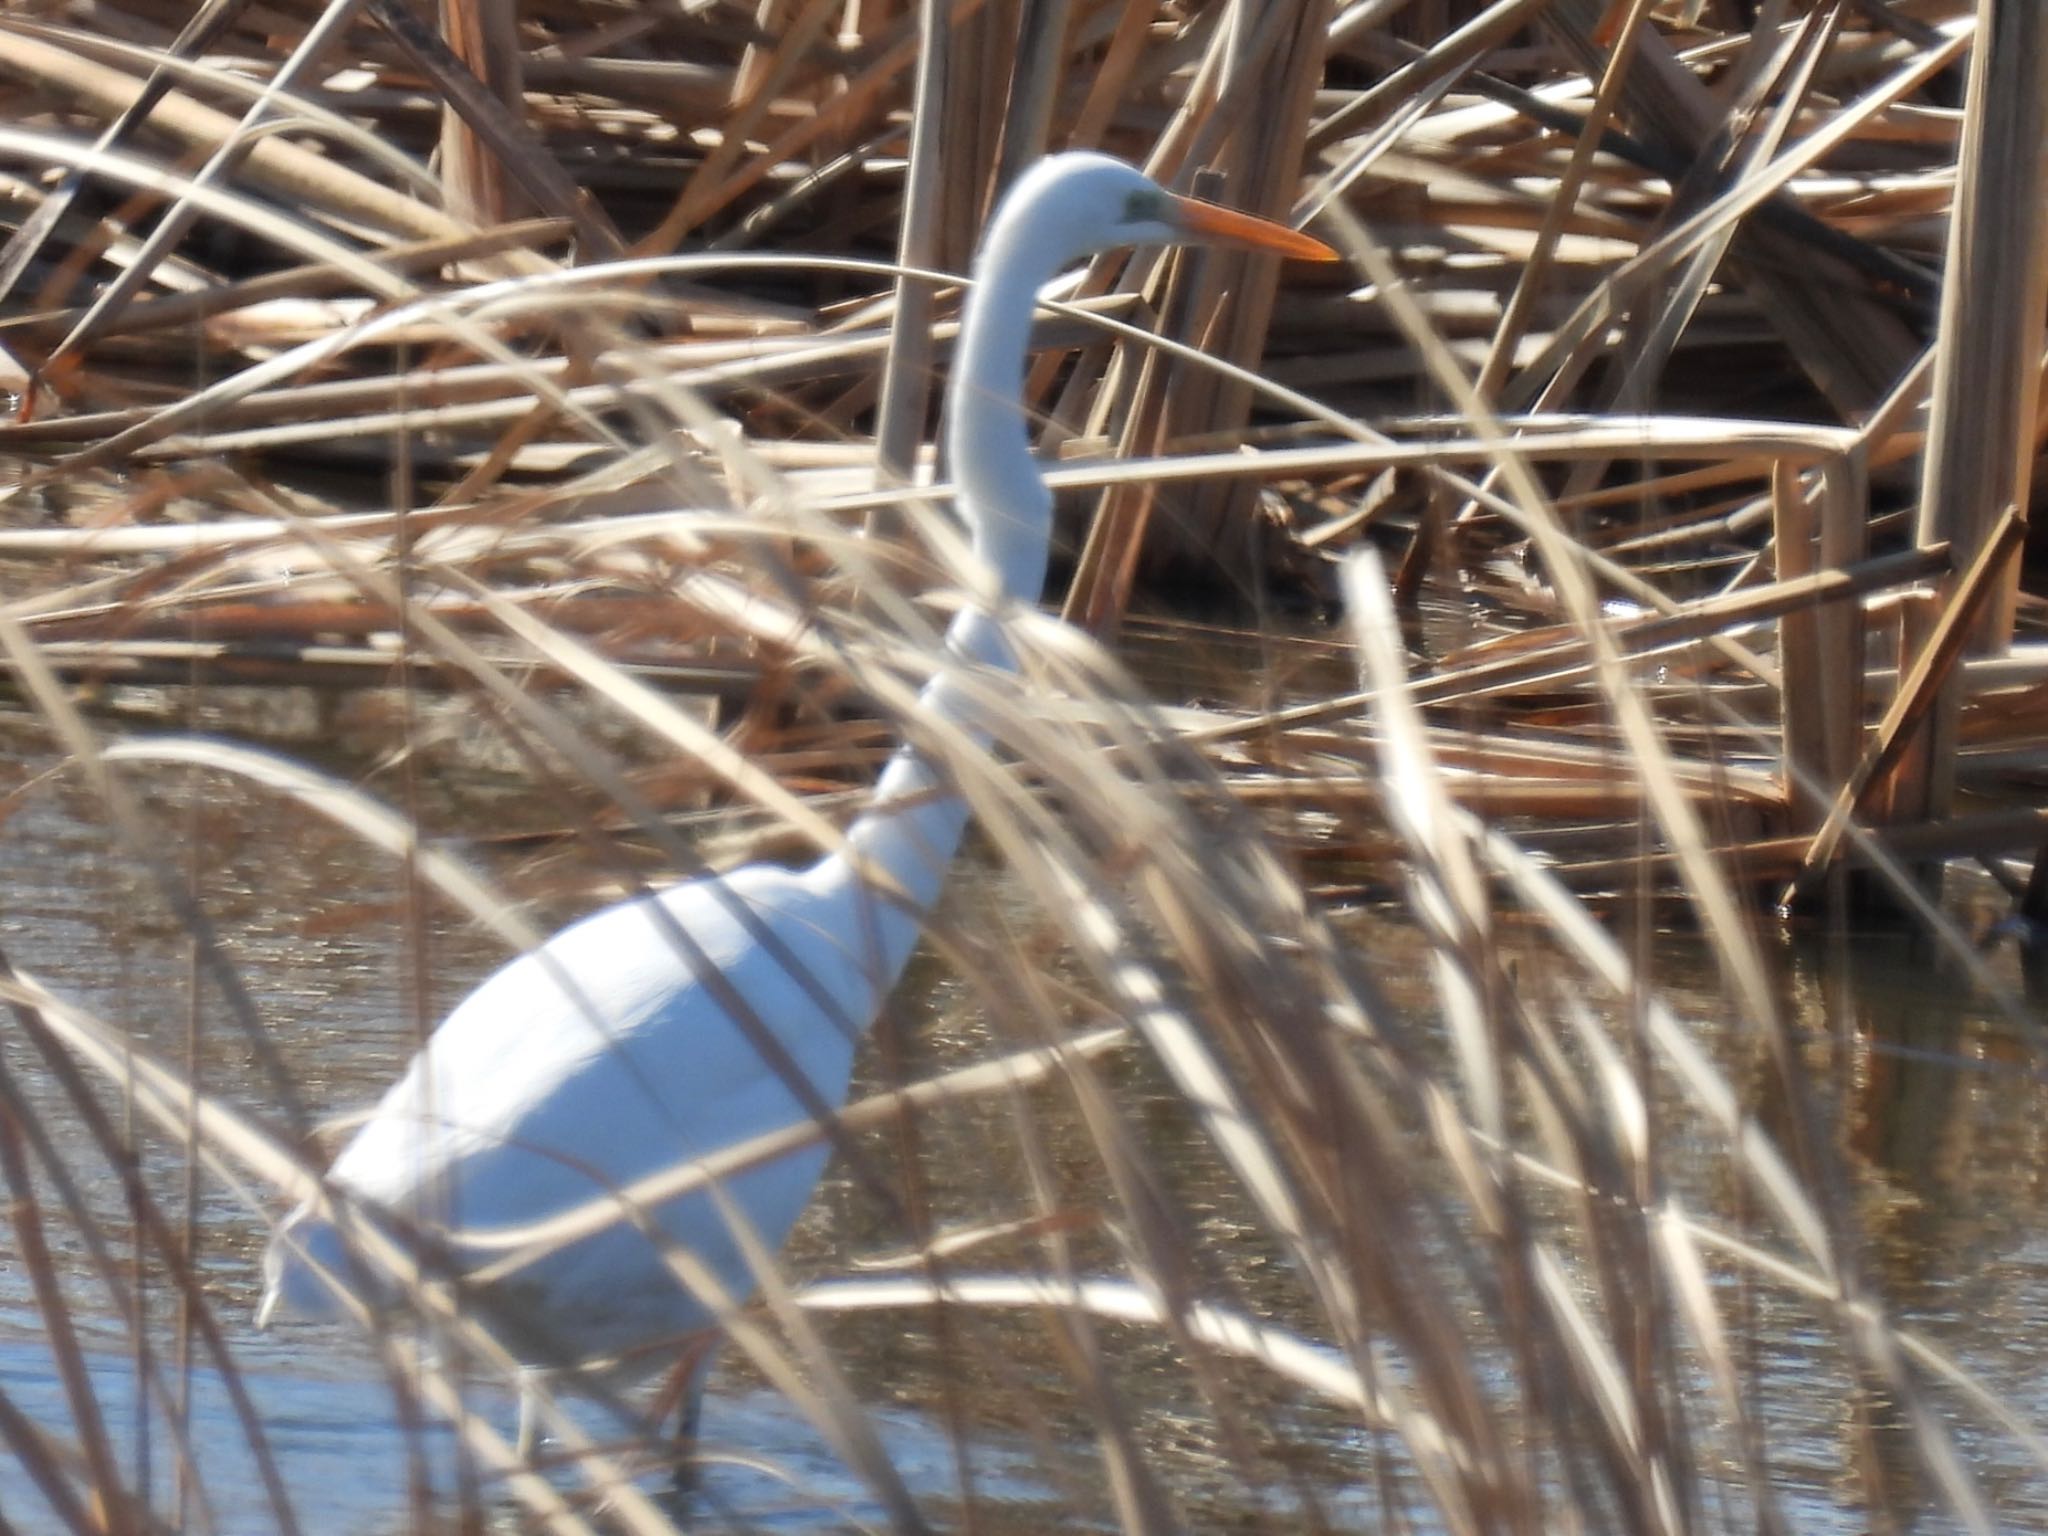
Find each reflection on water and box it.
[1,691,2045,1529]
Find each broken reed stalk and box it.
[1781,503,2029,908]
[431,0,525,229]
[1773,457,1868,836]
[1909,0,2048,817]
[869,0,951,500]
[1163,0,1331,573]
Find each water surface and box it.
[1,679,2043,1531]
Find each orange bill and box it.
[1171,195,1340,261]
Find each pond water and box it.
[0,1325,1060,1532]
[0,675,2043,1532]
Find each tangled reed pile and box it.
[0,2,2042,1531]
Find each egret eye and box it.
[1122,188,1170,225]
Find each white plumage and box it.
[259,151,1334,1442]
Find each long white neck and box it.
[824,175,1083,981]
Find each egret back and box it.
[264,860,896,1355]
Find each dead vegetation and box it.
[0,1,2043,1531]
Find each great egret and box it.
[258,152,1336,1457]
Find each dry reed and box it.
[0,1,2041,1531]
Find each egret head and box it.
[996,152,1339,270]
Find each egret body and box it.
[259,152,1334,1442]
